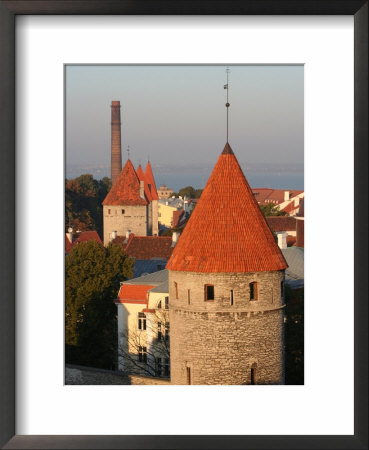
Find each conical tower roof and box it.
[166,143,288,273]
[136,164,145,180]
[144,161,159,201]
[102,159,147,206]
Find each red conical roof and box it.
[166,143,288,273]
[102,159,147,206]
[144,161,159,201]
[136,164,145,180]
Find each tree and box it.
[65,240,134,369]
[259,203,288,217]
[65,174,112,237]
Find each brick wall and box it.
[169,270,285,385]
[103,204,148,245]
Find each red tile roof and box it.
[172,210,185,228]
[118,284,155,301]
[166,143,288,273]
[144,161,159,201]
[112,234,173,260]
[102,159,148,206]
[252,188,303,205]
[266,216,297,232]
[65,230,103,253]
[65,235,72,253]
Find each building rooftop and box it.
[102,159,148,206]
[266,216,297,232]
[112,234,173,260]
[65,230,103,253]
[166,143,288,273]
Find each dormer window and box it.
[205,284,214,301]
[249,282,258,301]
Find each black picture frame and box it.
[0,1,367,449]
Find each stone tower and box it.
[111,101,122,185]
[166,143,288,385]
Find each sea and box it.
[66,164,304,191]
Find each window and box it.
[251,363,257,385]
[230,290,234,306]
[186,367,191,385]
[174,282,178,299]
[205,284,214,301]
[187,289,191,305]
[249,282,258,301]
[157,322,162,340]
[164,358,170,377]
[156,357,162,376]
[138,312,146,330]
[157,300,162,309]
[165,322,170,341]
[121,209,125,214]
[164,296,169,310]
[138,346,147,363]
[281,281,284,298]
[108,209,111,215]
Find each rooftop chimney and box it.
[171,231,180,247]
[67,227,73,243]
[111,101,122,186]
[124,229,131,244]
[110,230,118,242]
[276,231,288,250]
[284,191,290,202]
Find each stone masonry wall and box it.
[129,374,171,385]
[169,270,285,385]
[103,204,148,245]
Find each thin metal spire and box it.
[224,67,230,142]
[127,145,130,160]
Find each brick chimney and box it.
[111,101,122,186]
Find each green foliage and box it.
[284,285,304,384]
[65,240,133,369]
[65,174,112,237]
[259,203,288,217]
[175,186,203,199]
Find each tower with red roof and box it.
[166,143,288,384]
[102,158,159,245]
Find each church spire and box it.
[224,67,230,143]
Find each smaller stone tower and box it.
[111,101,122,185]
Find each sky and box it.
[65,65,304,174]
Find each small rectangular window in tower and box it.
[251,364,257,385]
[187,289,191,305]
[174,282,178,299]
[249,282,258,301]
[186,367,191,385]
[108,209,111,215]
[205,284,214,301]
[121,209,125,214]
[230,289,234,306]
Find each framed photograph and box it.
[0,1,367,449]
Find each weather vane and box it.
[224,67,230,142]
[127,145,130,160]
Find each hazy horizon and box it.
[66,65,304,175]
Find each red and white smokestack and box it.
[111,101,122,185]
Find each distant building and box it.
[115,270,170,377]
[157,185,174,199]
[112,232,176,277]
[252,188,304,216]
[102,159,159,245]
[158,197,184,228]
